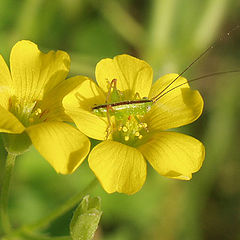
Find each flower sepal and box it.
[2,131,32,155]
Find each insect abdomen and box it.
[92,101,153,119]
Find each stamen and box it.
[124,136,129,141]
[35,108,42,116]
[135,131,140,137]
[122,126,128,132]
[112,113,148,146]
[9,97,49,127]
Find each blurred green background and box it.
[0,0,240,239]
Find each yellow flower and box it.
[63,54,205,194]
[0,40,90,174]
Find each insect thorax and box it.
[92,99,153,146]
[92,100,152,119]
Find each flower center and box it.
[9,96,48,127]
[112,115,149,147]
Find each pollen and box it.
[124,136,130,141]
[113,115,149,146]
[122,126,128,132]
[35,108,42,116]
[135,131,140,137]
[8,97,47,127]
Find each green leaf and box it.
[70,195,102,240]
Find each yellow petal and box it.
[0,54,12,87]
[88,141,147,194]
[0,105,25,133]
[138,132,205,180]
[10,40,70,102]
[40,76,87,122]
[96,54,153,99]
[146,73,203,130]
[63,77,108,140]
[26,122,90,174]
[0,86,12,109]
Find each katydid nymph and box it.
[92,29,240,142]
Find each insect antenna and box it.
[152,70,240,102]
[151,25,240,102]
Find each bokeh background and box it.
[0,0,240,239]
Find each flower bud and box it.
[70,195,102,240]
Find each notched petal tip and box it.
[146,75,204,131]
[88,141,147,195]
[10,40,71,102]
[138,132,205,180]
[96,54,153,99]
[181,88,204,122]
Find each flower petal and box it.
[88,141,147,194]
[63,77,108,140]
[0,54,12,87]
[138,132,205,180]
[0,105,25,133]
[40,76,87,122]
[26,122,90,174]
[146,73,203,130]
[0,87,12,109]
[10,40,70,102]
[96,54,153,99]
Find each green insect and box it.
[92,78,154,141]
[92,74,193,141]
[92,79,153,118]
[92,28,240,141]
[92,71,238,142]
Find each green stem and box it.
[96,0,144,51]
[25,178,98,231]
[144,0,178,74]
[192,0,229,50]
[0,152,17,234]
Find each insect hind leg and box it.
[104,105,114,140]
[106,79,117,103]
[105,79,117,140]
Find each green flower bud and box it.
[70,195,102,240]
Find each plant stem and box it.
[25,178,98,231]
[0,152,16,234]
[192,0,229,50]
[97,0,144,52]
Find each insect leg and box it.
[133,92,141,100]
[105,79,117,140]
[106,79,117,103]
[105,104,113,140]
